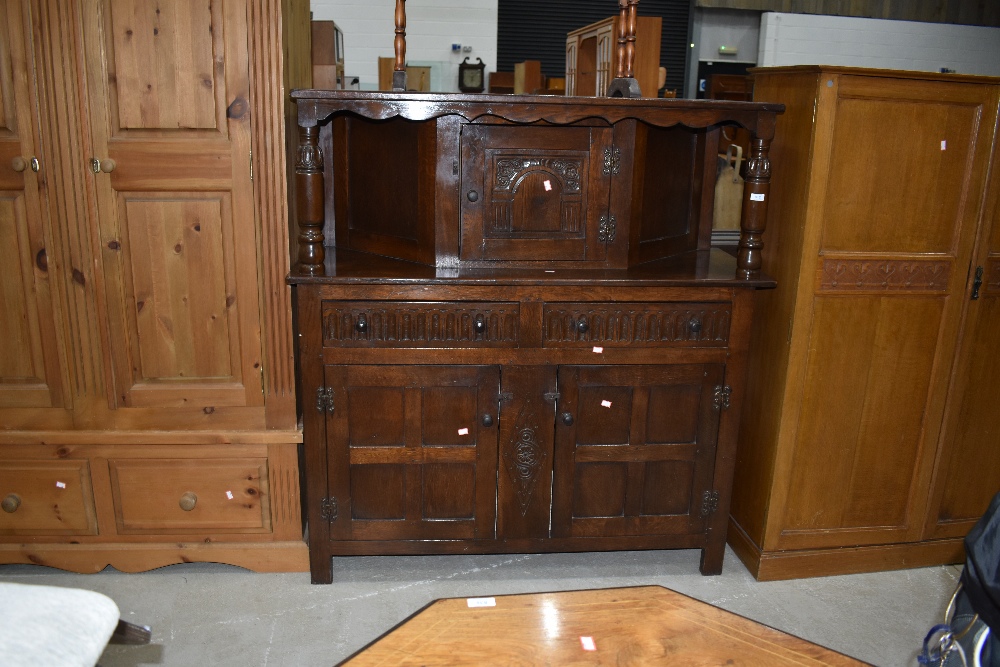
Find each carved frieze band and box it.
[819,258,951,292]
[322,302,519,346]
[494,157,582,192]
[543,303,731,346]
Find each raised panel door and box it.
[325,365,499,542]
[551,365,724,539]
[80,0,262,409]
[0,0,65,409]
[772,75,998,551]
[925,131,1000,540]
[460,125,614,264]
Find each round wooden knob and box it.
[2,493,22,513]
[178,492,198,511]
[11,157,27,173]
[100,158,116,173]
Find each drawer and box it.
[322,301,519,347]
[109,458,271,534]
[0,460,98,536]
[542,302,731,347]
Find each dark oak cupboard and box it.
[289,1,783,585]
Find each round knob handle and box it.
[576,319,589,334]
[11,157,27,173]
[467,190,479,202]
[100,158,116,173]
[178,492,198,512]
[1,493,21,513]
[474,314,486,334]
[688,318,702,337]
[561,412,574,426]
[355,316,368,334]
[482,414,493,427]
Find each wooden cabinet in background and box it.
[729,67,1000,580]
[565,16,661,98]
[0,0,311,573]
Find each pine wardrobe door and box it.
[80,0,263,411]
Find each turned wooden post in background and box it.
[607,0,641,98]
[736,121,775,279]
[296,124,326,270]
[392,0,407,91]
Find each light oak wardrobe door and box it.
[81,0,263,411]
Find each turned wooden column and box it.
[296,124,326,270]
[392,0,407,91]
[737,131,774,279]
[607,0,641,98]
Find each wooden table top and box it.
[341,585,868,666]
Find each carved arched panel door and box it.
[80,0,263,417]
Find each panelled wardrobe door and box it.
[925,131,1000,540]
[0,0,66,411]
[767,75,997,552]
[80,0,263,416]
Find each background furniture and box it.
[565,15,661,97]
[729,66,1000,580]
[312,20,345,89]
[290,3,782,583]
[0,0,309,572]
[342,586,864,665]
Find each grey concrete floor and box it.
[0,547,958,666]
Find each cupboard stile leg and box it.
[737,133,774,278]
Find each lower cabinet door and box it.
[325,365,500,541]
[551,364,724,538]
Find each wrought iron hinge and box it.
[598,215,616,245]
[320,497,338,522]
[713,385,731,410]
[603,147,620,175]
[543,391,561,403]
[971,265,984,300]
[700,490,720,517]
[316,387,335,413]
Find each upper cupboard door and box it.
[460,125,615,264]
[81,0,262,409]
[0,0,65,409]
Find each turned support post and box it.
[296,124,326,271]
[737,132,774,278]
[608,0,641,98]
[392,0,407,91]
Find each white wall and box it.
[698,8,760,64]
[758,12,1000,76]
[309,0,499,91]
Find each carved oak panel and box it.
[818,258,951,292]
[543,302,731,346]
[322,301,520,347]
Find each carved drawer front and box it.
[322,301,519,347]
[0,461,98,536]
[542,302,731,347]
[109,458,271,534]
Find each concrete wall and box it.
[758,12,1000,76]
[309,0,499,91]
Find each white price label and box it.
[750,193,765,202]
[466,597,496,608]
[592,346,603,354]
[601,400,612,408]
[458,428,469,436]
[581,636,597,651]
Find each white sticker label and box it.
[581,636,597,651]
[750,193,765,202]
[941,140,947,150]
[543,179,552,191]
[55,481,66,489]
[592,346,603,354]
[467,597,496,608]
[545,270,555,273]
[458,428,469,436]
[601,400,612,408]
[226,490,234,500]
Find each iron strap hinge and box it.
[700,490,720,517]
[603,147,620,175]
[320,497,338,522]
[316,386,335,413]
[713,385,732,410]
